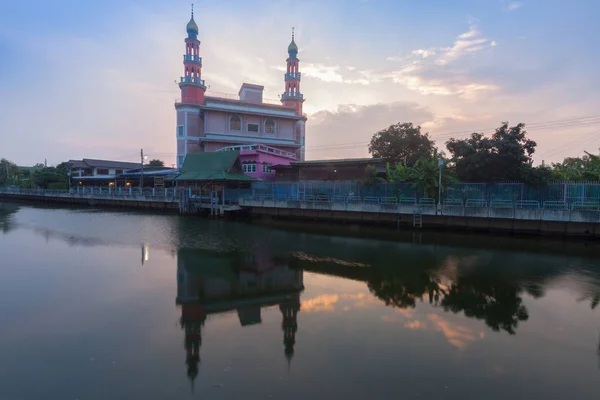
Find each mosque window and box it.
[177,125,184,137]
[265,119,276,134]
[230,115,241,131]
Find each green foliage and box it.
[148,159,165,167]
[33,167,68,189]
[0,158,20,185]
[551,151,600,181]
[446,122,536,182]
[362,165,386,187]
[386,162,410,183]
[369,122,435,165]
[386,150,458,201]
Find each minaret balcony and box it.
[285,72,301,80]
[180,76,206,87]
[183,54,202,65]
[281,92,304,100]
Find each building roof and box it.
[174,151,255,182]
[186,16,198,33]
[238,83,264,95]
[67,160,88,169]
[273,158,383,168]
[68,159,141,170]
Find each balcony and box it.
[216,143,297,160]
[183,54,202,65]
[285,72,301,80]
[281,92,304,101]
[179,76,206,87]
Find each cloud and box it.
[435,25,496,65]
[506,2,523,12]
[428,313,482,350]
[306,102,433,159]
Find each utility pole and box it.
[140,149,144,194]
[437,159,444,214]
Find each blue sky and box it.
[1,0,599,166]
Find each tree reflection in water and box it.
[0,203,19,234]
[290,251,600,336]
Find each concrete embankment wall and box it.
[244,201,600,239]
[0,193,179,212]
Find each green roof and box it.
[174,151,255,182]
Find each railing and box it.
[240,193,600,212]
[183,54,202,64]
[281,92,304,100]
[216,143,297,160]
[0,187,180,201]
[179,76,206,86]
[285,72,301,80]
[205,91,239,100]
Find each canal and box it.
[1,202,600,399]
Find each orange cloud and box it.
[428,313,480,350]
[301,294,339,312]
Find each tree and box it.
[369,122,435,165]
[0,158,19,185]
[148,159,165,167]
[362,165,386,187]
[33,167,68,189]
[551,151,600,181]
[446,122,536,182]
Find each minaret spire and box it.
[282,28,303,115]
[179,6,206,104]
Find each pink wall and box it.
[244,91,262,104]
[240,151,294,181]
[186,112,203,138]
[206,111,227,132]
[206,110,296,141]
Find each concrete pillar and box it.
[129,187,132,195]
[152,188,155,196]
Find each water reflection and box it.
[176,248,304,387]
[287,250,600,335]
[0,202,19,233]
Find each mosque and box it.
[174,6,307,181]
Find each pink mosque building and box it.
[174,7,307,181]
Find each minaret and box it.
[282,28,304,116]
[179,4,206,104]
[282,28,307,161]
[279,294,301,369]
[180,303,206,391]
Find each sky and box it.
[1,0,599,166]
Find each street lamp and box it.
[437,158,444,212]
[140,149,148,193]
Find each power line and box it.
[304,114,600,151]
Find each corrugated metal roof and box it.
[174,151,255,182]
[82,159,141,169]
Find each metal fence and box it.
[248,181,600,209]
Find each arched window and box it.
[265,119,276,134]
[230,114,241,131]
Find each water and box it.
[1,202,600,399]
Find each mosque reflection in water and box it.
[175,248,303,386]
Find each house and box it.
[272,158,386,182]
[172,151,254,202]
[67,159,141,181]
